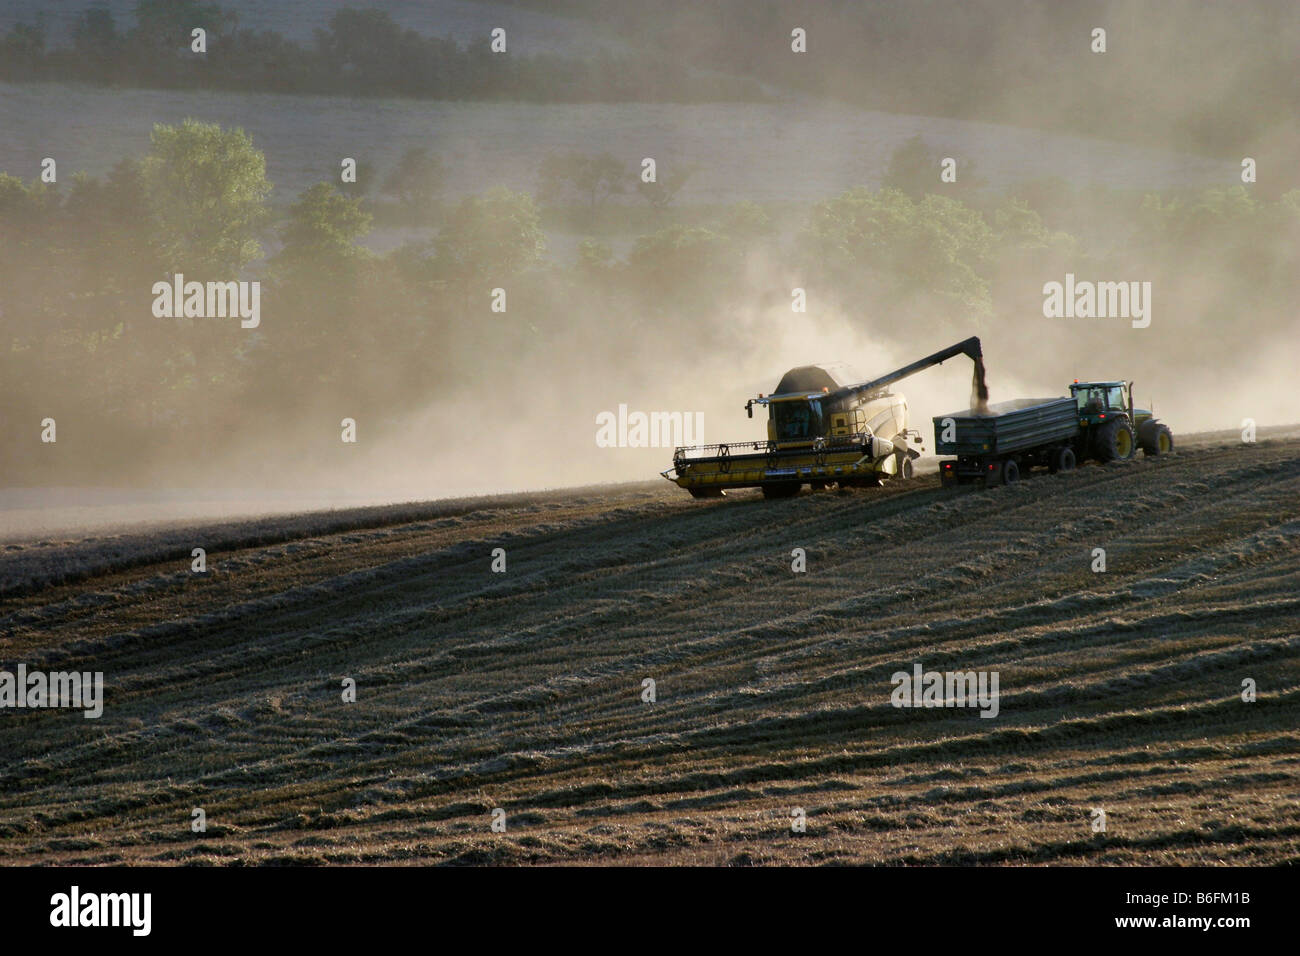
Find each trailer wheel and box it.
[1002,459,1020,484]
[1049,446,1076,473]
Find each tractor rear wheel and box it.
[1095,420,1136,462]
[761,483,800,499]
[1142,424,1174,456]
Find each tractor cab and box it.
[1070,380,1131,426]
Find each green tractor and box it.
[1069,380,1174,462]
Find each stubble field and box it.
[1,429,1297,865]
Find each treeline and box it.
[0,1,763,102]
[2,121,1297,487]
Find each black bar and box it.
[1,865,1280,944]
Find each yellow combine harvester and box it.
[662,337,986,498]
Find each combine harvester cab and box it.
[663,337,984,499]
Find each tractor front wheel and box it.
[1142,424,1174,456]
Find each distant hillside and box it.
[478,0,1300,166]
[0,0,761,102]
[0,0,610,53]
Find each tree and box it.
[626,224,730,314]
[1137,186,1261,248]
[131,0,233,50]
[62,159,163,309]
[0,174,59,347]
[576,238,613,271]
[313,8,426,94]
[140,119,271,274]
[800,186,992,316]
[265,184,375,394]
[339,159,377,200]
[717,200,774,242]
[636,164,695,209]
[0,17,46,75]
[435,188,546,284]
[381,148,445,217]
[74,6,120,58]
[990,198,1048,250]
[882,135,938,200]
[883,134,985,201]
[537,151,626,211]
[276,183,373,269]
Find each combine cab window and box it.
[773,399,826,440]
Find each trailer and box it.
[933,397,1079,487]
